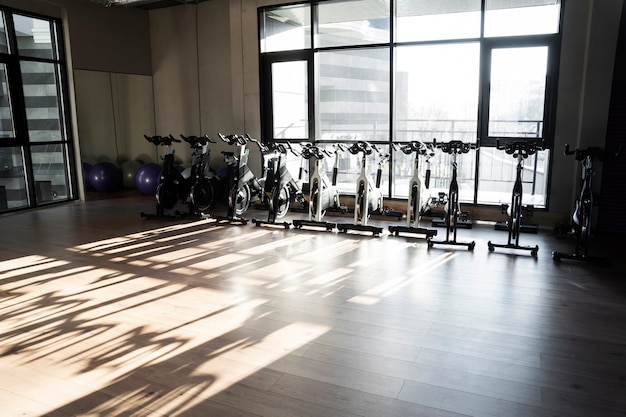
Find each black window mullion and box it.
[1,6,76,211]
[543,39,561,150]
[0,57,23,146]
[307,50,315,141]
[478,41,493,147]
[259,54,273,142]
[311,2,317,141]
[387,0,393,199]
[387,47,393,199]
[3,7,17,56]
[475,1,488,204]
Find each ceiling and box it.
[84,0,212,10]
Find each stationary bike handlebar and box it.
[144,134,180,146]
[496,139,544,158]
[242,133,268,153]
[180,134,216,148]
[301,144,330,160]
[264,141,291,155]
[218,132,248,146]
[347,141,374,155]
[432,139,478,154]
[564,144,622,161]
[393,141,435,157]
[283,142,301,157]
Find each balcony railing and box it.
[274,118,548,207]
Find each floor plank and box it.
[1,194,625,417]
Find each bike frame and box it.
[140,134,184,220]
[182,134,216,216]
[336,141,385,236]
[488,139,542,256]
[352,143,384,226]
[255,143,290,227]
[293,144,345,232]
[388,141,437,239]
[552,145,601,262]
[216,133,250,224]
[406,142,432,228]
[309,150,326,222]
[428,140,476,250]
[576,155,594,257]
[354,150,370,225]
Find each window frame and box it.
[258,0,562,208]
[260,50,315,142]
[479,34,561,148]
[0,6,77,213]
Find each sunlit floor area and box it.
[1,194,625,417]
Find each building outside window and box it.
[259,0,561,209]
[0,7,75,213]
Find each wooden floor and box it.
[1,194,625,417]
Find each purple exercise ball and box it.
[135,163,162,196]
[89,161,122,192]
[121,160,142,189]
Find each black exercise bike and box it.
[388,141,438,239]
[552,144,621,263]
[487,139,544,257]
[292,143,348,231]
[140,134,185,220]
[427,139,477,250]
[337,141,402,236]
[179,134,217,217]
[216,133,265,224]
[252,141,307,228]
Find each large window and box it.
[259,0,561,207]
[0,7,75,212]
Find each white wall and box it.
[0,0,151,74]
[74,70,156,165]
[550,0,623,215]
[150,0,241,168]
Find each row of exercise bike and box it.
[139,132,617,262]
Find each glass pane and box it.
[427,148,477,203]
[21,61,63,142]
[317,48,390,141]
[0,13,9,54]
[396,0,481,42]
[488,47,548,138]
[335,144,390,195]
[272,61,308,139]
[391,145,432,199]
[392,144,477,202]
[485,0,561,37]
[477,148,549,207]
[0,146,28,211]
[0,63,15,138]
[395,43,480,143]
[317,0,390,48]
[31,143,69,204]
[260,4,310,53]
[13,14,55,59]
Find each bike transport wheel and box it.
[271,185,290,219]
[234,183,251,216]
[191,178,214,212]
[156,180,179,210]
